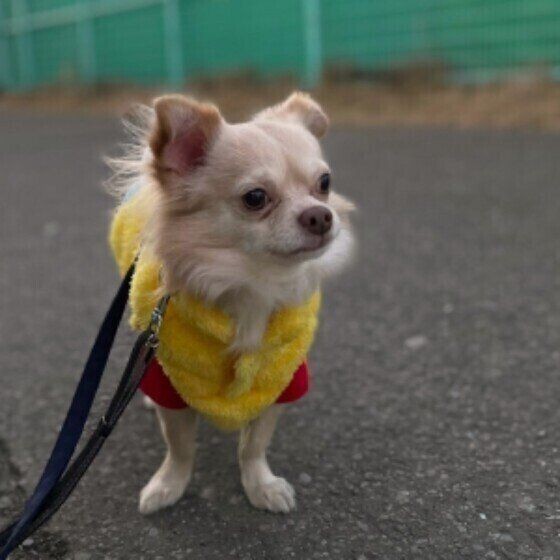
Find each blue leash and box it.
[0,264,168,559]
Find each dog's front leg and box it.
[139,406,198,514]
[238,405,295,513]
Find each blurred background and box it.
[2,0,560,127]
[3,3,560,559]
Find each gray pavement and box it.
[1,112,560,560]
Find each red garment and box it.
[140,358,310,410]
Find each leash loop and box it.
[0,264,170,559]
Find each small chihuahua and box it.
[107,92,355,514]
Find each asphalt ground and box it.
[1,112,560,560]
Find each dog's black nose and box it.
[298,206,333,235]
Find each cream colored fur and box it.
[107,92,354,514]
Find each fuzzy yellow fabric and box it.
[109,194,320,431]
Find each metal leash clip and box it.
[147,294,170,349]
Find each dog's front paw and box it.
[243,476,296,513]
[139,467,190,515]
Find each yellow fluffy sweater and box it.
[109,192,320,431]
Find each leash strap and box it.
[0,264,167,559]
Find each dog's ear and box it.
[150,95,223,178]
[258,92,329,138]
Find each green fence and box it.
[2,0,560,92]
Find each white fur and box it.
[107,93,355,514]
[139,406,197,514]
[238,406,295,513]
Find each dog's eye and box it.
[318,173,331,194]
[242,188,269,210]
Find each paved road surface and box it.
[1,112,560,559]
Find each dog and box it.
[107,92,355,514]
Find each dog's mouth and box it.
[271,233,334,259]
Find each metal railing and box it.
[2,0,560,92]
[2,0,189,89]
[0,0,323,91]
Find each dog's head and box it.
[145,92,355,301]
